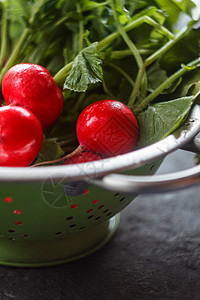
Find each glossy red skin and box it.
[63,151,102,164]
[2,63,64,128]
[76,99,139,157]
[0,105,43,167]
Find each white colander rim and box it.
[0,105,199,183]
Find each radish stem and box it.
[0,2,8,70]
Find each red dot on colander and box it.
[15,221,22,225]
[83,189,89,194]
[4,197,13,203]
[70,204,78,209]
[87,209,93,213]
[14,210,22,214]
[98,205,104,209]
[92,199,99,204]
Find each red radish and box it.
[2,63,64,128]
[63,151,102,165]
[76,99,139,157]
[0,105,43,167]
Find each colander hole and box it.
[14,210,22,214]
[95,216,101,220]
[4,197,13,203]
[69,224,76,228]
[15,221,22,225]
[8,238,15,240]
[98,205,104,209]
[55,232,62,235]
[22,234,28,237]
[114,193,120,197]
[8,230,15,233]
[79,227,85,230]
[70,204,78,209]
[87,209,93,213]
[88,215,94,219]
[107,212,112,216]
[120,197,125,202]
[66,216,74,221]
[103,209,109,213]
[150,164,154,171]
[83,189,89,194]
[92,199,99,204]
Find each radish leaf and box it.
[137,96,194,147]
[36,140,64,164]
[63,42,103,92]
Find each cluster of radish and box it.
[0,63,139,167]
[1,63,64,166]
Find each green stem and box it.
[97,14,173,51]
[97,17,145,51]
[53,6,174,88]
[0,2,8,69]
[128,25,192,107]
[109,49,154,59]
[109,0,147,97]
[0,28,30,86]
[128,65,146,106]
[55,2,110,28]
[134,57,200,115]
[145,25,191,67]
[54,14,71,27]
[53,61,73,86]
[109,0,143,69]
[29,0,46,22]
[0,0,55,86]
[76,2,84,52]
[82,1,110,11]
[143,16,174,40]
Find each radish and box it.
[63,151,102,164]
[2,63,64,128]
[76,99,139,157]
[25,99,139,167]
[0,105,43,166]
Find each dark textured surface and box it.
[0,149,200,300]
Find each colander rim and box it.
[0,104,199,183]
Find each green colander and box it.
[0,105,200,267]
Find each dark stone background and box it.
[0,149,200,300]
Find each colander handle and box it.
[90,138,200,194]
